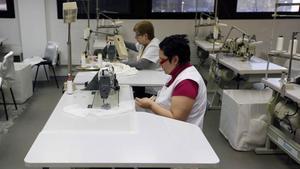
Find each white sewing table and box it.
[210,54,287,75]
[262,78,300,103]
[25,85,219,168]
[209,54,287,89]
[194,40,223,64]
[74,70,170,87]
[258,78,300,163]
[195,40,223,52]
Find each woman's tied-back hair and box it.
[133,21,155,40]
[159,34,190,65]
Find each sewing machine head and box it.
[223,36,259,61]
[98,65,120,109]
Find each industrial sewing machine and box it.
[255,78,300,164]
[220,26,262,61]
[89,65,120,109]
[221,37,258,61]
[208,26,263,86]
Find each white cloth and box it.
[155,66,207,129]
[135,38,160,64]
[219,90,272,151]
[23,56,45,66]
[0,52,16,88]
[105,62,138,76]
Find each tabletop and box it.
[195,40,223,52]
[24,86,219,168]
[74,70,170,87]
[262,78,300,104]
[25,112,219,168]
[209,54,287,75]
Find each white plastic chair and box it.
[32,41,59,90]
[0,51,17,120]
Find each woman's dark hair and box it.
[159,34,190,64]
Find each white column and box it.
[18,0,47,59]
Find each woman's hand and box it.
[135,96,155,109]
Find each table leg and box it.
[236,74,240,89]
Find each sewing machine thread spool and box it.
[275,36,284,51]
[213,26,219,40]
[199,17,204,25]
[288,38,298,54]
[207,17,211,24]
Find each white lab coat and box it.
[155,66,207,129]
[135,37,160,65]
[136,37,161,94]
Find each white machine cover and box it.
[219,89,272,151]
[156,66,207,129]
[0,63,33,103]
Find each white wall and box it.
[1,0,300,67]
[18,0,47,59]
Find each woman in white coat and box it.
[124,20,160,70]
[135,35,207,129]
[124,21,160,98]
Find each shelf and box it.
[268,125,300,163]
[269,50,300,61]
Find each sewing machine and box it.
[221,37,259,61]
[207,26,264,92]
[91,65,120,109]
[255,78,300,164]
[220,25,263,61]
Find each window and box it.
[57,0,131,19]
[0,0,7,11]
[57,0,215,19]
[151,0,214,13]
[56,0,300,19]
[237,0,300,12]
[150,0,215,19]
[0,0,15,18]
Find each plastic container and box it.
[67,73,73,95]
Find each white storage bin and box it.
[0,63,33,104]
[219,89,272,151]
